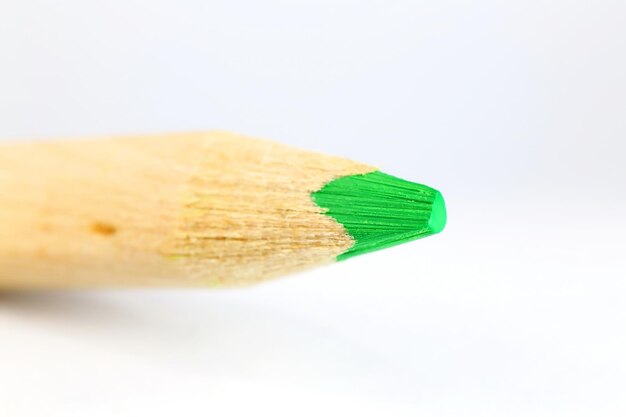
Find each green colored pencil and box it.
[0,131,446,288]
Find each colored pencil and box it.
[0,131,446,288]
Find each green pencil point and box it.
[311,171,446,261]
[428,191,447,235]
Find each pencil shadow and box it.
[0,289,308,350]
[0,291,205,348]
[0,290,318,358]
[0,291,139,325]
[0,290,416,402]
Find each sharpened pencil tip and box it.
[428,191,447,235]
[312,171,447,261]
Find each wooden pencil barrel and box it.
[0,131,373,289]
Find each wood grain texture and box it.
[0,131,375,288]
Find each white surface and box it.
[1,1,625,416]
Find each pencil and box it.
[0,131,446,289]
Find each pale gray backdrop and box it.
[1,1,625,416]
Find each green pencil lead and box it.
[311,171,446,260]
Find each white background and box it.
[1,1,625,416]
